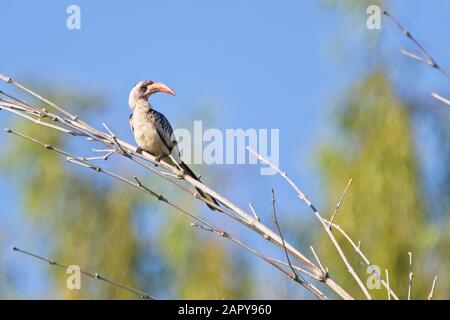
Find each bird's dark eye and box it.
[140,85,147,91]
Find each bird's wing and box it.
[149,112,219,211]
[150,110,182,164]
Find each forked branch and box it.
[383,10,450,107]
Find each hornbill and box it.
[128,80,219,211]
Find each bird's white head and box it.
[128,80,176,109]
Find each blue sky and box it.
[1,0,449,298]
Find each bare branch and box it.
[400,49,429,64]
[249,202,260,222]
[249,147,372,299]
[431,92,450,107]
[12,246,153,299]
[329,178,353,229]
[385,269,391,300]
[266,257,321,281]
[408,252,413,300]
[83,150,116,161]
[427,275,438,300]
[310,246,326,274]
[92,148,116,153]
[271,189,303,282]
[102,122,127,154]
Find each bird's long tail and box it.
[179,162,220,211]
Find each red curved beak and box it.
[152,82,176,96]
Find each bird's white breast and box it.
[131,109,168,157]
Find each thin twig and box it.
[83,151,116,161]
[92,148,116,153]
[427,275,438,300]
[385,269,391,300]
[159,171,184,179]
[310,246,326,274]
[266,257,321,281]
[102,122,127,154]
[249,202,260,222]
[329,178,353,230]
[400,50,429,64]
[408,252,413,300]
[271,189,302,282]
[12,246,153,299]
[431,92,450,107]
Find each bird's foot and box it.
[176,172,185,179]
[153,154,164,167]
[136,147,143,154]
